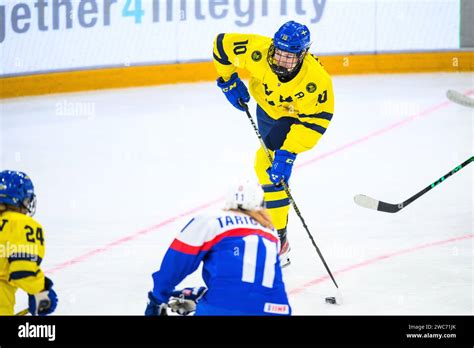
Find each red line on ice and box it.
[288,233,473,296]
[46,197,223,274]
[46,97,456,273]
[295,99,451,170]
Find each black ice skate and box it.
[278,228,291,268]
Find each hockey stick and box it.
[446,90,474,108]
[15,308,29,316]
[239,100,339,289]
[354,156,473,213]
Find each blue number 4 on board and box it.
[122,0,144,24]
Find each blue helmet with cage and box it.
[268,21,312,80]
[0,170,37,216]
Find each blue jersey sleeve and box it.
[151,215,212,303]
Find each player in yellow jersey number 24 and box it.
[0,170,58,316]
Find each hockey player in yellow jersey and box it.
[214,21,334,267]
[0,170,58,315]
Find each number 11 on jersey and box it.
[241,235,277,288]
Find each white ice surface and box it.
[1,72,472,315]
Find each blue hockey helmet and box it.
[268,21,312,80]
[0,170,37,216]
[273,20,311,53]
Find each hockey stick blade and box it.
[15,308,29,316]
[446,90,474,108]
[354,194,401,213]
[354,156,473,214]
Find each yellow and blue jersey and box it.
[0,210,46,295]
[213,33,334,154]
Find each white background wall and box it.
[0,0,460,76]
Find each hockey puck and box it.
[325,296,337,304]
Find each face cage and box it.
[22,194,37,217]
[267,44,307,79]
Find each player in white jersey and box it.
[145,178,291,316]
